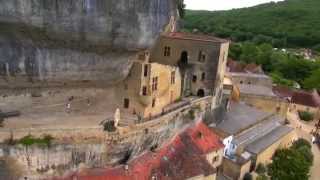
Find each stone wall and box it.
[0,95,214,179]
[240,94,289,117]
[116,58,182,119]
[254,129,296,165]
[150,36,229,99]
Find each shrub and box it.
[298,111,314,121]
[292,138,312,149]
[18,135,53,147]
[243,173,252,180]
[256,163,267,175]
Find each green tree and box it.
[239,42,259,64]
[304,69,320,90]
[268,138,313,180]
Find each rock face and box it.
[0,0,177,86]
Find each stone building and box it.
[213,102,295,180]
[116,51,181,119]
[226,65,289,117]
[151,32,229,108]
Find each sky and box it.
[185,0,284,11]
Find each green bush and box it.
[298,111,314,121]
[292,138,312,149]
[256,163,267,175]
[18,135,53,147]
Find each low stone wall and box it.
[240,93,289,117]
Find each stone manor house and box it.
[117,32,229,119]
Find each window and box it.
[240,81,243,84]
[152,98,156,108]
[171,71,176,84]
[212,156,219,163]
[192,75,197,83]
[152,77,158,91]
[164,46,171,57]
[248,82,251,85]
[201,72,206,81]
[198,51,206,62]
[142,86,147,96]
[144,64,148,77]
[124,98,130,109]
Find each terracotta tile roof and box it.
[182,122,224,154]
[272,86,294,99]
[59,122,224,180]
[292,90,320,108]
[163,32,229,43]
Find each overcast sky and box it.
[185,0,284,11]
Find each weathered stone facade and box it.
[116,51,181,119]
[150,33,229,108]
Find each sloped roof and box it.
[245,125,294,154]
[272,86,294,99]
[163,32,229,43]
[217,102,272,135]
[292,90,320,107]
[60,122,224,180]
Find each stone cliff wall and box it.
[0,96,212,179]
[0,0,177,87]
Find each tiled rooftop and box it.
[245,125,294,154]
[292,90,320,108]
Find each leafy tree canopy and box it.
[184,0,320,50]
[268,138,313,180]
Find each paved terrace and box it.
[0,86,211,142]
[217,102,273,135]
